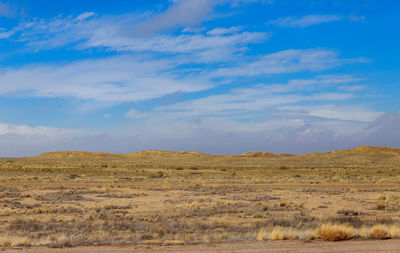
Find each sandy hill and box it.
[34,150,212,159]
[32,146,400,166]
[304,146,400,158]
[292,146,400,167]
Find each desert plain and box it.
[1,146,400,252]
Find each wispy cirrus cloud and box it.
[1,12,268,62]
[157,75,364,119]
[0,56,212,105]
[0,122,84,138]
[131,0,218,35]
[132,0,273,36]
[211,49,367,77]
[83,30,268,60]
[276,105,383,122]
[0,47,364,107]
[270,14,343,28]
[0,0,272,56]
[75,12,96,21]
[0,28,15,39]
[206,26,242,35]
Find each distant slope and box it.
[297,146,400,166]
[33,150,213,159]
[14,146,400,172]
[36,151,122,159]
[125,150,211,157]
[304,146,400,158]
[31,146,400,165]
[239,152,294,157]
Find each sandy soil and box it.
[4,240,400,253]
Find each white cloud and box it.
[181,26,206,33]
[0,122,83,138]
[156,75,366,121]
[0,29,14,39]
[0,56,212,104]
[158,90,353,120]
[0,122,97,157]
[76,12,96,21]
[211,49,366,77]
[131,0,218,35]
[338,85,366,92]
[230,0,274,7]
[270,15,343,28]
[277,105,383,122]
[0,46,361,109]
[349,15,366,22]
[130,0,271,35]
[3,12,268,63]
[84,30,268,60]
[125,109,143,119]
[207,26,242,35]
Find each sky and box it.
[0,0,399,156]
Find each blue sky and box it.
[0,0,399,156]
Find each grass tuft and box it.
[368,225,390,239]
[316,223,354,241]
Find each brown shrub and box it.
[316,223,354,241]
[368,225,390,239]
[377,196,386,210]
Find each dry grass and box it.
[0,237,30,247]
[377,194,400,210]
[259,224,400,242]
[268,227,294,240]
[316,223,354,241]
[257,227,297,241]
[368,225,390,239]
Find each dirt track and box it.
[3,240,400,253]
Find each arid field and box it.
[1,146,400,251]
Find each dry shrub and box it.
[316,223,354,241]
[258,226,296,241]
[268,226,293,240]
[389,226,400,238]
[0,238,12,247]
[376,199,385,210]
[377,196,386,210]
[385,194,400,210]
[0,237,30,247]
[257,229,267,241]
[298,230,316,240]
[368,225,390,239]
[377,194,400,210]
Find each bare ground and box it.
[3,240,400,253]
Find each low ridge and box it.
[37,151,120,159]
[239,152,294,157]
[34,146,400,159]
